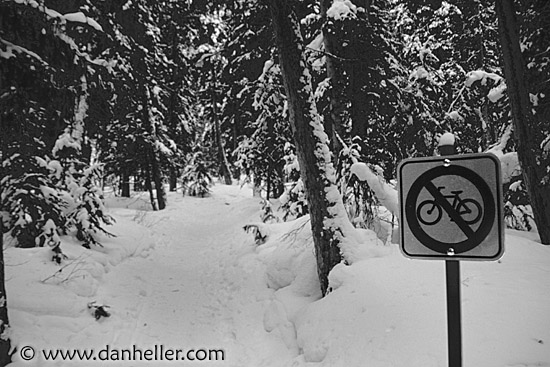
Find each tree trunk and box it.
[321,0,346,160]
[348,0,371,140]
[266,166,271,201]
[169,168,178,192]
[268,0,350,295]
[252,175,262,197]
[212,84,232,185]
[144,159,158,211]
[121,172,130,198]
[0,221,13,366]
[150,149,166,210]
[134,174,144,192]
[143,88,166,211]
[168,27,182,194]
[495,0,550,244]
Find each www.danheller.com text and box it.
[18,344,226,362]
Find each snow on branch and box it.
[327,0,359,20]
[465,70,503,86]
[53,29,114,69]
[465,70,507,103]
[13,0,103,32]
[9,0,111,69]
[350,163,399,216]
[243,223,270,245]
[486,125,521,184]
[63,12,103,32]
[0,38,48,65]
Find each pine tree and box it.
[93,0,197,209]
[1,0,114,253]
[495,0,550,244]
[182,152,212,197]
[268,0,354,295]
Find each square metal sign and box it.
[397,153,504,261]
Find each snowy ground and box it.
[4,183,550,366]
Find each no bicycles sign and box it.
[398,153,504,261]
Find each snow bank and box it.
[6,185,548,367]
[256,224,550,366]
[243,185,550,367]
[254,213,391,363]
[6,204,157,365]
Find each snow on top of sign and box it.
[438,132,455,146]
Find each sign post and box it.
[446,258,461,367]
[398,139,504,367]
[441,141,462,367]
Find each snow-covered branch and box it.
[0,39,48,65]
[349,163,399,216]
[12,0,103,31]
[465,69,507,103]
[486,125,521,184]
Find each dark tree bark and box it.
[144,163,158,211]
[150,149,166,210]
[268,0,350,295]
[0,221,13,366]
[169,169,178,192]
[143,89,166,211]
[320,0,346,160]
[496,0,550,244]
[121,172,131,198]
[212,84,233,185]
[168,27,182,194]
[134,174,145,192]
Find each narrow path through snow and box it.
[99,185,291,366]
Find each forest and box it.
[0,0,549,363]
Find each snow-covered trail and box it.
[99,185,291,366]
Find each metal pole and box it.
[446,259,462,367]
[440,140,462,367]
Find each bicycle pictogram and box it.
[416,186,482,226]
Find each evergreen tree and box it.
[1,0,114,254]
[268,0,354,295]
[182,151,212,197]
[495,0,550,244]
[93,0,197,209]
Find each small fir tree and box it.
[182,152,213,197]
